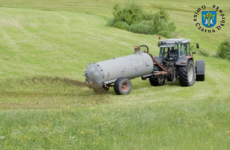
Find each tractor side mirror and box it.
[196,43,199,49]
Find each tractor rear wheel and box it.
[114,78,132,95]
[149,76,165,86]
[178,60,195,86]
[196,75,205,81]
[196,60,205,81]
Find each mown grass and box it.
[1,99,230,149]
[0,0,230,149]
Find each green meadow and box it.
[0,0,230,149]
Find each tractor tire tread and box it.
[149,77,165,86]
[178,60,195,86]
[196,75,205,81]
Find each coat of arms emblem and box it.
[202,11,216,27]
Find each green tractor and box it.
[142,38,205,86]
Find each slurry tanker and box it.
[84,39,205,95]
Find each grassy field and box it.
[0,0,230,149]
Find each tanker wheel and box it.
[178,60,195,86]
[149,76,165,86]
[114,78,132,95]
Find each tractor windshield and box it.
[159,44,178,59]
[158,39,191,58]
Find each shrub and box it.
[128,22,153,34]
[152,7,176,37]
[110,2,176,38]
[107,18,115,26]
[216,38,230,60]
[113,21,129,30]
[112,2,143,25]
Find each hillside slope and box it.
[0,1,230,149]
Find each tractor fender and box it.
[176,56,193,66]
[196,60,205,75]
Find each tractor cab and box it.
[158,39,192,61]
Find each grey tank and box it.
[85,51,153,86]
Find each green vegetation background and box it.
[0,0,230,149]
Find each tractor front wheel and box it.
[178,60,195,86]
[149,76,165,86]
[114,78,132,95]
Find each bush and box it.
[110,2,176,38]
[128,22,153,34]
[112,2,143,25]
[113,21,129,30]
[216,38,230,60]
[152,7,176,38]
